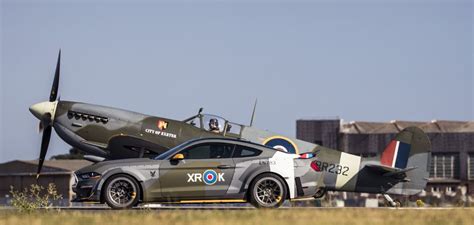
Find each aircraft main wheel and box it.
[249,173,287,208]
[103,174,140,209]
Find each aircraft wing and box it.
[81,135,170,159]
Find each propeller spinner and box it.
[29,50,61,178]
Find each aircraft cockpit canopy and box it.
[183,113,243,137]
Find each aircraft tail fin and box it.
[379,126,431,195]
[380,139,411,169]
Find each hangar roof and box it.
[0,160,92,175]
[341,120,474,134]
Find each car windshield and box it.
[154,140,196,160]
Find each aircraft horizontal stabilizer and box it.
[365,164,417,179]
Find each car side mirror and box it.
[171,153,184,160]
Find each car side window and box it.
[180,143,235,159]
[233,145,262,158]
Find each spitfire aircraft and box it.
[30,51,431,206]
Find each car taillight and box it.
[299,153,315,159]
[310,161,320,171]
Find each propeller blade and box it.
[38,112,51,133]
[36,125,52,179]
[49,50,61,102]
[36,50,61,178]
[38,122,43,133]
[41,112,52,124]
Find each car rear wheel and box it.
[103,174,140,209]
[249,173,287,208]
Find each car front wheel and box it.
[103,174,140,209]
[249,173,287,208]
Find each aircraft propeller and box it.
[29,50,61,178]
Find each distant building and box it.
[297,119,474,206]
[0,160,92,206]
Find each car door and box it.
[159,142,236,199]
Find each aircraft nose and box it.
[29,101,56,120]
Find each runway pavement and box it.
[1,204,468,212]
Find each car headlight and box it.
[78,172,101,179]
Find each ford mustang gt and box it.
[73,138,318,209]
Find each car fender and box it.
[232,158,292,199]
[95,167,146,199]
[242,165,271,192]
[242,152,297,199]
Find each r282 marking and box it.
[314,160,349,176]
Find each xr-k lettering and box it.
[187,173,225,182]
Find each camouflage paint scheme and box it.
[30,52,431,204]
[73,126,430,204]
[34,100,430,201]
[52,101,223,159]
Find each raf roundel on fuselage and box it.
[263,136,299,154]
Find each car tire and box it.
[103,174,140,209]
[249,173,287,208]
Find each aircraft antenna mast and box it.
[250,98,258,126]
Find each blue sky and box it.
[1,0,472,163]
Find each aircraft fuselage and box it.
[32,100,221,159]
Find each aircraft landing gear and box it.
[383,194,400,207]
[313,188,326,199]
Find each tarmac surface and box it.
[1,204,466,211]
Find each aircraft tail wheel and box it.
[383,194,399,207]
[394,200,402,208]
